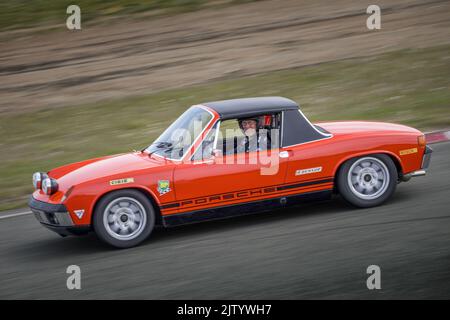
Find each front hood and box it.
[48,152,166,191]
[317,121,422,135]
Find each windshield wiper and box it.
[155,141,173,148]
[146,141,173,157]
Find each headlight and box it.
[32,172,48,190]
[42,177,59,195]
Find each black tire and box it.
[337,154,398,208]
[93,189,155,248]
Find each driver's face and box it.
[241,119,257,136]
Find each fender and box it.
[88,185,162,224]
[333,149,404,177]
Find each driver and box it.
[236,117,269,153]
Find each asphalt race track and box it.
[1,142,449,299]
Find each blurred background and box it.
[0,0,449,211]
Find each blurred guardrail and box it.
[425,130,450,144]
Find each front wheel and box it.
[337,154,398,208]
[93,189,155,248]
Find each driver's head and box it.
[239,117,258,137]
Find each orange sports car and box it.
[29,97,432,248]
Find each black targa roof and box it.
[202,96,298,119]
[201,96,331,147]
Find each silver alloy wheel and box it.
[103,197,147,241]
[347,157,390,200]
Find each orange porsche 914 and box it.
[29,97,432,248]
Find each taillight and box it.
[418,135,426,147]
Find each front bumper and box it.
[28,197,90,236]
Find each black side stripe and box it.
[160,203,180,209]
[160,177,333,210]
[161,176,332,206]
[276,178,334,191]
[162,189,333,227]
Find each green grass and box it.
[1,45,449,210]
[0,0,260,31]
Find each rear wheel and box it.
[337,154,397,208]
[93,189,155,248]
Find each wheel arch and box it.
[333,150,403,185]
[90,187,163,226]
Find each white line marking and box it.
[0,211,33,220]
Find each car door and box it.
[171,118,288,215]
[282,141,335,191]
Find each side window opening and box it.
[219,113,281,156]
[191,113,282,161]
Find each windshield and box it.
[145,106,214,160]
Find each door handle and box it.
[279,151,290,158]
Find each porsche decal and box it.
[160,177,333,211]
